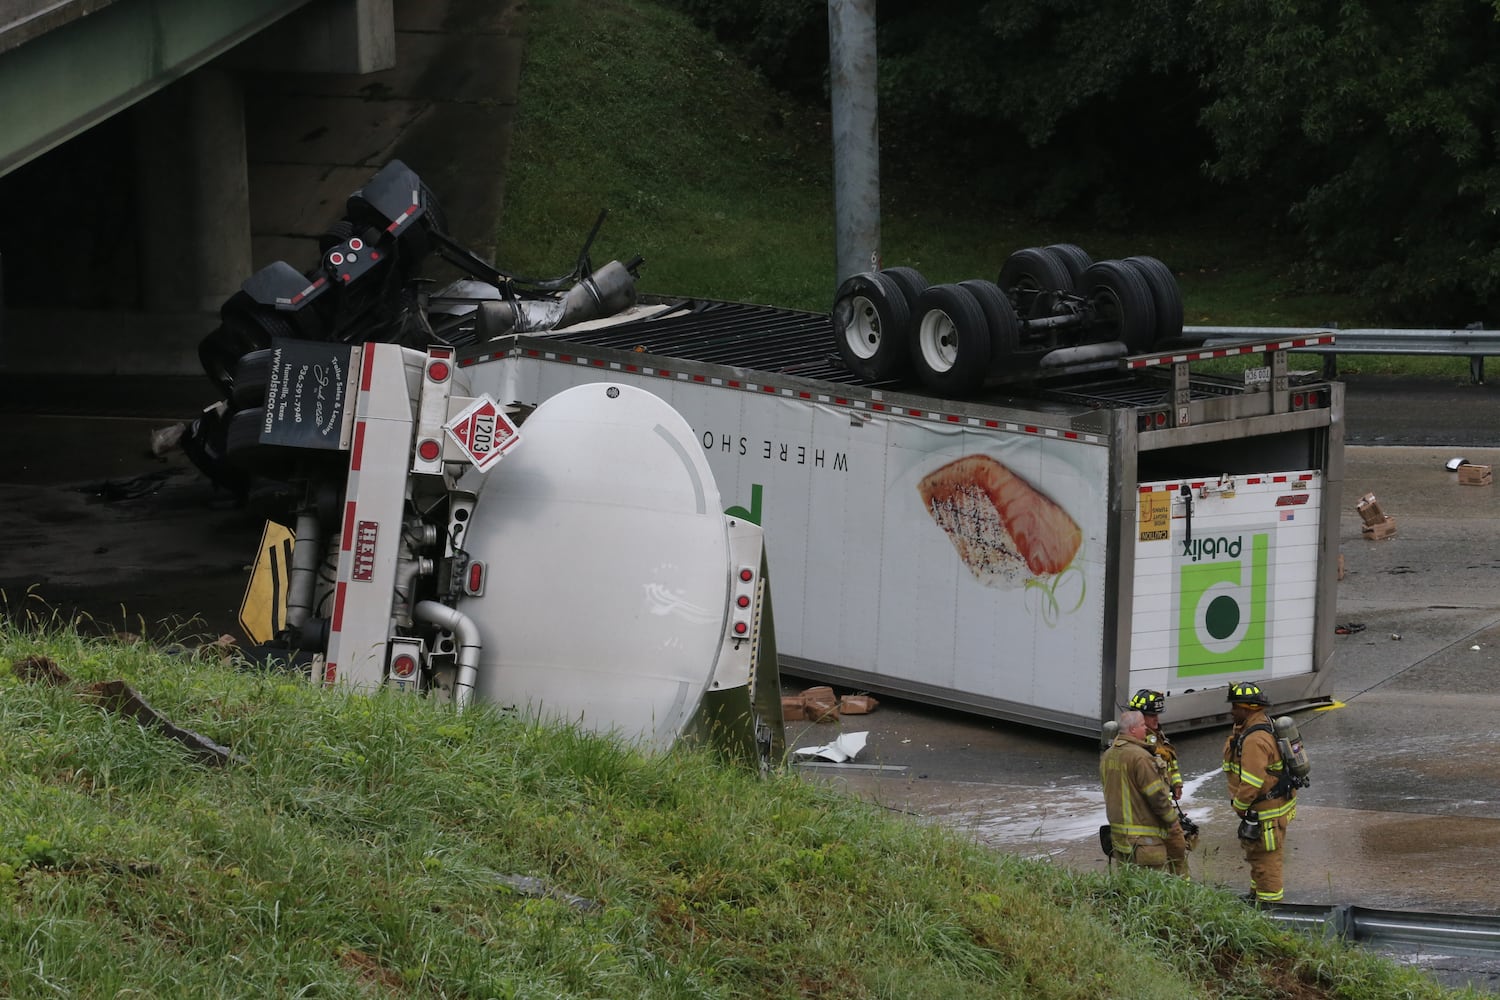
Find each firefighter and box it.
[1221,681,1296,904]
[1130,688,1192,877]
[1100,709,1183,873]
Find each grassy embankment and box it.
[498,0,1478,381]
[0,623,1481,998]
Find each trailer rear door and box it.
[1129,470,1322,691]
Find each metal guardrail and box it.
[1267,903,1500,958]
[1186,325,1500,384]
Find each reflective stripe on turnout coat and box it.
[1222,708,1297,830]
[1100,734,1177,846]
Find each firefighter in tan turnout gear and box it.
[1222,682,1297,903]
[1131,689,1193,877]
[1100,709,1184,873]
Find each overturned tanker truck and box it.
[185,160,1341,741]
[186,161,782,766]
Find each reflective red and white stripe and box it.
[456,346,1106,446]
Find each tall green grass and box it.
[0,624,1479,998]
[495,0,836,309]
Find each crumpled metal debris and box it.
[12,655,245,767]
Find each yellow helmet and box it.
[1128,689,1165,714]
[1227,681,1269,706]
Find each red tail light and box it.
[731,564,758,639]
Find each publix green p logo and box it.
[1174,532,1269,678]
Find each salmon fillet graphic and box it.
[917,455,1082,586]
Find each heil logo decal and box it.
[1173,531,1270,678]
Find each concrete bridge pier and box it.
[1,0,512,379]
[133,69,253,314]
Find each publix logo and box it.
[1173,531,1270,678]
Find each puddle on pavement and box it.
[811,765,1500,912]
[1358,814,1500,857]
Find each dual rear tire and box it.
[834,268,1023,395]
[909,283,991,396]
[834,249,1183,395]
[832,271,913,383]
[998,246,1182,351]
[907,279,1024,396]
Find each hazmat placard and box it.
[444,394,521,471]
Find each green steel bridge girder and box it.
[0,0,312,177]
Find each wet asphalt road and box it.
[1341,371,1500,446]
[3,372,1500,990]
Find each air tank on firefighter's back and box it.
[1275,716,1312,783]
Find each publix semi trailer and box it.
[443,307,1342,738]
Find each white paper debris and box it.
[793,731,869,763]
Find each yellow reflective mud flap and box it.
[238,521,295,645]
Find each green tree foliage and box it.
[664,0,830,96]
[665,0,1211,224]
[667,0,1500,320]
[1187,0,1500,322]
[876,0,1208,222]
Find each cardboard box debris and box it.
[786,687,882,722]
[1355,492,1386,526]
[800,686,840,722]
[1458,463,1493,487]
[1337,553,1346,581]
[1361,515,1397,540]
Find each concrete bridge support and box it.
[0,0,401,375]
[133,70,253,313]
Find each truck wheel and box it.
[226,301,298,344]
[833,271,912,382]
[223,406,307,481]
[997,247,1074,318]
[910,283,990,396]
[179,401,249,495]
[1081,260,1157,352]
[881,266,930,308]
[244,476,301,529]
[199,315,270,398]
[1044,244,1093,288]
[230,349,273,409]
[959,279,1021,379]
[1123,255,1184,345]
